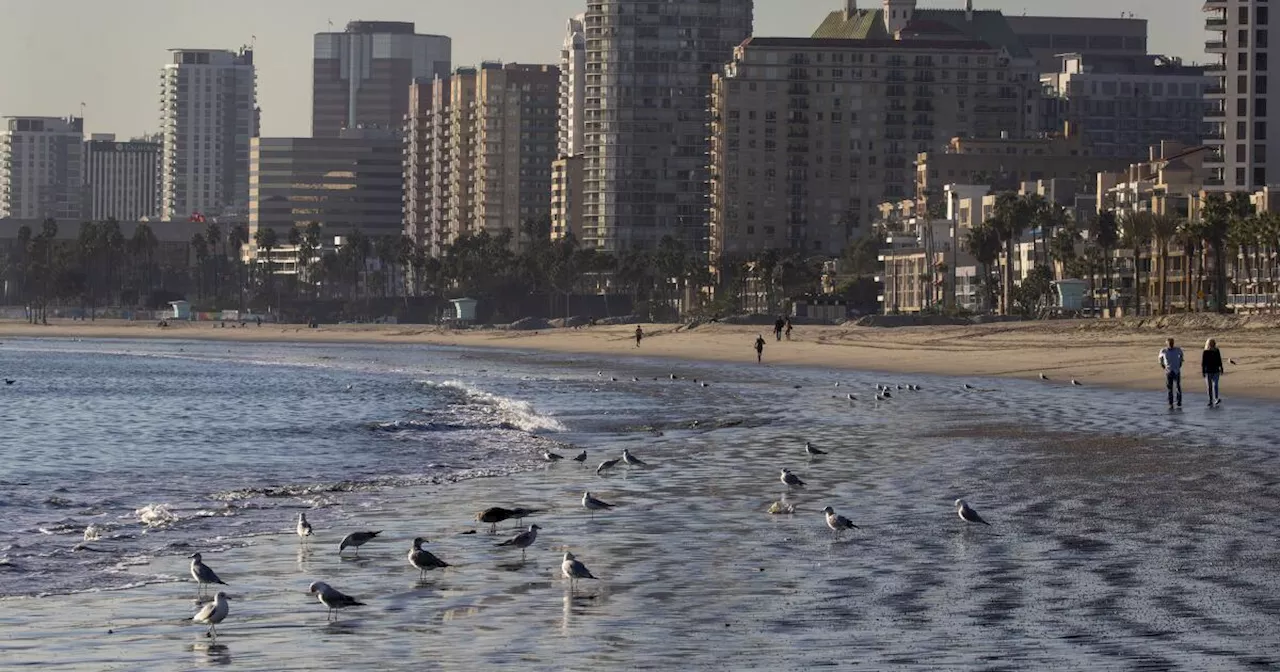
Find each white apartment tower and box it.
[0,116,85,220]
[582,0,754,253]
[559,14,587,157]
[159,48,259,221]
[1204,0,1274,190]
[85,134,161,221]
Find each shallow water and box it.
[1,338,1278,669]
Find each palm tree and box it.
[988,193,1031,316]
[191,232,209,300]
[963,221,1001,313]
[1118,211,1154,316]
[205,221,223,303]
[1149,214,1181,315]
[228,224,250,310]
[131,223,159,303]
[1175,217,1206,312]
[254,227,280,296]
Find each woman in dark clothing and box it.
[1202,338,1224,407]
[754,334,766,363]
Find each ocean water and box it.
[0,337,1278,669]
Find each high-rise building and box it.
[708,33,1035,275]
[0,116,85,220]
[1203,0,1273,191]
[159,48,259,221]
[404,62,559,255]
[249,129,405,245]
[559,14,587,158]
[312,21,451,138]
[1040,54,1210,159]
[1004,15,1149,73]
[85,133,161,221]
[582,0,754,253]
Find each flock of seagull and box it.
[187,373,998,642]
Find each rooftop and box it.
[812,9,1031,58]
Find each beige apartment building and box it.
[708,31,1032,277]
[403,62,558,255]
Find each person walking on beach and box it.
[634,325,644,348]
[773,317,785,342]
[1202,338,1224,407]
[754,334,766,363]
[784,317,794,341]
[1159,337,1184,409]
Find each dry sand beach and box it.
[2,315,1278,400]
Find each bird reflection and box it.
[189,642,231,666]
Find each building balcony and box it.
[1205,17,1227,30]
[1206,40,1226,52]
[1205,85,1226,96]
[1203,61,1227,74]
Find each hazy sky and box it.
[0,0,1201,139]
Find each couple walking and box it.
[1158,337,1225,409]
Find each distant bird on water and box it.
[1071,379,1082,386]
[780,468,806,488]
[496,524,540,559]
[805,441,827,456]
[822,506,859,534]
[3,379,14,385]
[955,499,990,526]
[189,553,227,597]
[562,551,597,591]
[476,507,540,534]
[543,450,564,462]
[596,458,621,475]
[582,491,616,519]
[408,537,451,578]
[572,450,588,463]
[192,591,230,640]
[338,530,382,557]
[1039,373,1049,380]
[296,513,313,542]
[307,581,365,621]
[621,449,646,467]
[963,383,976,390]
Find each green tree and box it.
[1150,213,1181,315]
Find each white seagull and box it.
[621,449,646,467]
[544,450,565,462]
[296,513,313,542]
[192,591,230,640]
[955,499,991,526]
[1071,379,1082,386]
[822,506,859,534]
[408,537,451,578]
[582,491,616,519]
[1039,373,1049,380]
[189,553,226,597]
[805,441,827,456]
[780,468,806,487]
[496,524,541,559]
[561,551,598,591]
[308,581,366,621]
[338,530,382,557]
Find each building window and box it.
[1260,29,1270,49]
[1240,74,1250,94]
[1255,167,1266,185]
[1260,76,1270,95]
[1258,121,1268,140]
[1258,99,1269,117]
[1258,53,1269,72]
[1261,7,1269,26]
[1237,167,1247,185]
[1240,6,1250,26]
[1239,97,1249,116]
[1256,144,1267,163]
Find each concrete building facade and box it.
[1203,0,1274,190]
[159,48,259,221]
[1004,14,1148,73]
[248,129,404,244]
[581,0,754,253]
[312,21,451,138]
[559,14,587,158]
[85,134,161,221]
[0,116,85,220]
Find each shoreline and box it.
[2,317,1277,401]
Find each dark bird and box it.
[1229,358,1238,365]
[543,450,564,462]
[822,506,859,533]
[1039,373,1049,380]
[1071,379,1082,386]
[572,450,587,463]
[596,458,621,475]
[581,491,616,519]
[780,468,806,487]
[338,530,382,557]
[955,499,991,526]
[846,393,857,401]
[189,553,226,597]
[3,379,14,385]
[308,581,365,621]
[621,449,647,467]
[963,383,976,390]
[496,524,540,559]
[408,537,451,578]
[476,507,541,534]
[804,441,827,456]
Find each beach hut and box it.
[1052,279,1087,311]
[169,300,192,320]
[450,297,478,323]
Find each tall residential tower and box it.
[0,116,85,220]
[1203,0,1274,190]
[312,21,451,137]
[159,48,259,220]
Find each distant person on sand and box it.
[784,317,793,341]
[1159,337,1184,409]
[774,317,785,342]
[754,334,766,363]
[634,325,644,348]
[1202,338,1224,407]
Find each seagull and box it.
[963,383,976,390]
[408,537,451,578]
[597,371,603,377]
[621,449,646,467]
[780,468,806,487]
[822,506,859,534]
[670,373,677,380]
[338,530,381,557]
[308,581,365,621]
[701,382,709,388]
[596,458,621,475]
[631,377,639,382]
[805,441,827,456]
[189,553,226,596]
[1039,373,1049,380]
[296,513,313,542]
[544,451,564,462]
[610,377,617,382]
[875,393,888,402]
[846,393,857,401]
[955,499,990,526]
[192,591,229,640]
[882,389,892,398]
[1071,379,1082,386]
[572,450,588,463]
[344,384,353,391]
[582,491,615,519]
[476,507,541,534]
[561,551,597,591]
[3,379,14,385]
[496,524,540,559]
[1229,358,1238,365]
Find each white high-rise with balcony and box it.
[159,48,258,220]
[1203,0,1275,190]
[559,14,587,158]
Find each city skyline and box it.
[2,0,1198,139]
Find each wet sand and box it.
[3,317,1279,400]
[3,372,1278,670]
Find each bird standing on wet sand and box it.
[562,551,597,592]
[572,450,588,463]
[955,499,990,526]
[822,506,859,534]
[308,581,365,621]
[780,468,806,487]
[582,491,616,519]
[192,591,229,640]
[544,450,564,462]
[496,524,540,559]
[408,537,451,578]
[596,458,621,475]
[338,530,382,556]
[1071,379,1082,386]
[1039,373,1049,381]
[805,441,827,456]
[621,449,646,467]
[189,553,226,597]
[476,507,541,534]
[296,513,313,542]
